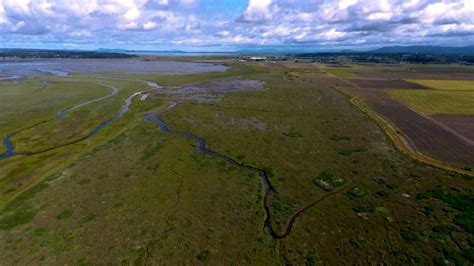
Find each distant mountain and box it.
[96,48,186,54]
[0,48,135,59]
[370,45,474,55]
[235,47,322,54]
[339,49,361,53]
[96,48,131,53]
[236,48,286,54]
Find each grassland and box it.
[0,77,108,133]
[10,78,145,152]
[0,61,473,264]
[324,67,360,78]
[408,79,474,91]
[387,89,474,115]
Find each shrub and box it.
[400,228,418,243]
[0,209,37,230]
[462,248,474,262]
[348,186,366,198]
[417,189,474,234]
[56,210,74,220]
[432,225,454,236]
[313,171,345,191]
[376,190,390,197]
[79,214,96,224]
[386,184,400,190]
[329,134,351,141]
[338,147,368,156]
[284,130,303,138]
[196,249,212,262]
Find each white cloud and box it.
[319,28,346,41]
[0,0,473,48]
[0,3,7,25]
[339,0,358,9]
[3,0,30,15]
[143,21,158,30]
[239,0,273,22]
[124,8,140,21]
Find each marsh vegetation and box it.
[0,59,472,264]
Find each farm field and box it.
[327,64,474,168]
[387,89,474,115]
[431,115,474,142]
[351,64,474,80]
[0,59,473,264]
[407,79,474,91]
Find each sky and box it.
[0,0,473,51]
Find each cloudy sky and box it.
[0,0,473,51]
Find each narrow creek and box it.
[144,107,341,240]
[55,84,118,119]
[143,112,277,237]
[0,82,130,160]
[37,68,69,77]
[13,90,147,157]
[0,137,14,160]
[2,75,342,241]
[0,75,21,81]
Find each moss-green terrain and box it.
[0,60,472,264]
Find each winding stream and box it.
[0,137,14,160]
[37,68,69,77]
[2,73,345,240]
[0,83,120,160]
[143,112,276,233]
[55,83,118,118]
[144,106,345,240]
[14,89,146,157]
[0,76,162,160]
[0,75,21,81]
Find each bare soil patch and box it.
[349,79,429,90]
[163,78,265,94]
[152,78,266,103]
[354,71,474,80]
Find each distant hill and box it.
[236,48,287,54]
[370,46,474,55]
[97,48,187,54]
[0,49,136,59]
[96,48,131,53]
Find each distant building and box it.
[249,56,267,61]
[239,55,289,62]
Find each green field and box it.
[408,79,474,91]
[0,61,473,264]
[387,89,474,115]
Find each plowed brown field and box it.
[346,86,474,167]
[431,114,474,142]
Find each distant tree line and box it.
[0,49,136,59]
[291,52,474,65]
